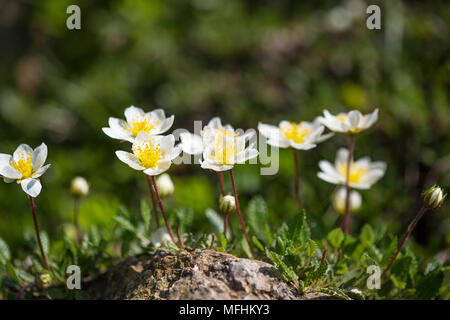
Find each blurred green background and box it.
[0,0,449,261]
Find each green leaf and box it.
[417,269,444,299]
[359,224,374,246]
[247,196,269,241]
[219,234,227,248]
[205,208,223,234]
[40,231,50,255]
[0,237,11,265]
[6,262,20,283]
[114,216,136,233]
[267,250,298,282]
[252,236,264,252]
[327,228,345,248]
[381,236,398,266]
[140,199,151,231]
[291,209,310,245]
[307,260,328,284]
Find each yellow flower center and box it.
[132,142,164,169]
[12,153,33,179]
[337,114,347,122]
[126,118,159,138]
[280,122,313,144]
[209,140,238,165]
[337,162,369,184]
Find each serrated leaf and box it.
[0,237,11,264]
[114,216,136,233]
[267,250,298,282]
[247,196,269,241]
[205,208,223,234]
[417,269,444,299]
[359,224,374,246]
[307,260,328,284]
[140,199,151,231]
[252,236,264,252]
[381,236,398,266]
[291,209,310,245]
[327,228,345,248]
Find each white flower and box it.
[156,173,174,198]
[102,106,174,143]
[318,109,378,134]
[0,143,51,197]
[70,176,90,197]
[317,148,386,189]
[258,119,333,150]
[332,187,362,215]
[180,117,236,155]
[151,227,173,247]
[180,117,258,171]
[200,130,258,172]
[115,132,181,176]
[423,185,446,209]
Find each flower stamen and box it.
[280,122,312,144]
[12,152,33,179]
[132,142,164,169]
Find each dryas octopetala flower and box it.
[422,185,446,209]
[318,109,378,134]
[180,117,241,155]
[317,148,386,189]
[0,143,51,197]
[70,176,89,197]
[200,129,258,172]
[156,173,174,198]
[219,194,236,215]
[102,106,174,143]
[258,119,333,150]
[332,187,362,215]
[115,132,181,176]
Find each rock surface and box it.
[86,249,331,300]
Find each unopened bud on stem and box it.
[70,176,89,197]
[422,185,446,209]
[156,174,174,198]
[219,194,236,215]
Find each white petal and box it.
[0,153,12,167]
[115,151,145,170]
[266,138,290,148]
[143,160,171,176]
[346,110,362,131]
[170,144,183,161]
[258,123,280,139]
[236,147,258,163]
[149,108,166,120]
[21,179,42,197]
[200,160,233,172]
[0,165,21,180]
[124,105,145,123]
[32,164,51,178]
[13,144,33,161]
[32,143,47,171]
[317,172,342,185]
[180,132,204,155]
[335,148,350,167]
[153,115,174,135]
[290,142,317,150]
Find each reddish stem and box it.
[229,169,255,257]
[146,175,161,228]
[292,149,302,211]
[175,225,184,249]
[381,206,427,279]
[150,176,177,244]
[28,196,50,270]
[343,134,355,234]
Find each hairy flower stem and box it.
[150,176,177,244]
[28,196,50,270]
[223,213,229,236]
[381,206,428,279]
[73,197,82,246]
[175,225,184,249]
[343,134,355,234]
[146,175,161,228]
[292,149,302,211]
[229,169,255,257]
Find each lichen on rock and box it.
[86,249,332,300]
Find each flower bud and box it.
[70,176,89,197]
[332,187,362,215]
[422,185,446,209]
[156,174,174,198]
[39,273,52,288]
[151,227,172,248]
[219,194,236,215]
